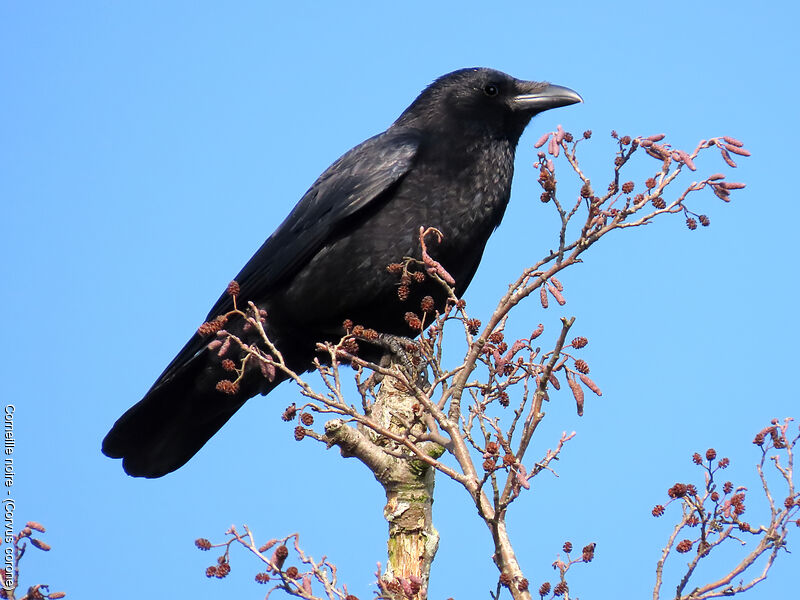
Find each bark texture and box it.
[325,367,442,600]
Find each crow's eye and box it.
[483,83,499,97]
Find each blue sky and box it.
[3,1,799,598]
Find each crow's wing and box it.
[147,128,420,391]
[207,128,420,319]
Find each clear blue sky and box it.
[3,2,799,598]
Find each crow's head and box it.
[396,67,581,143]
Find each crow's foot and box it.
[362,333,430,391]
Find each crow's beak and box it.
[512,84,583,112]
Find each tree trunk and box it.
[368,373,441,600]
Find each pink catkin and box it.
[548,135,559,157]
[724,143,751,157]
[678,151,697,171]
[492,349,506,372]
[548,284,566,306]
[719,148,738,168]
[720,181,746,190]
[580,374,602,396]
[258,539,279,553]
[508,339,527,358]
[534,132,551,148]
[722,136,744,147]
[419,228,456,285]
[568,378,585,416]
[549,373,561,390]
[26,522,46,533]
[645,147,663,160]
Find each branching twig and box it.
[194,129,754,600]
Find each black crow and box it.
[102,67,581,477]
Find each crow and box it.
[102,67,581,478]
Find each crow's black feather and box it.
[102,67,581,477]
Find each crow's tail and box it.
[102,352,283,478]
